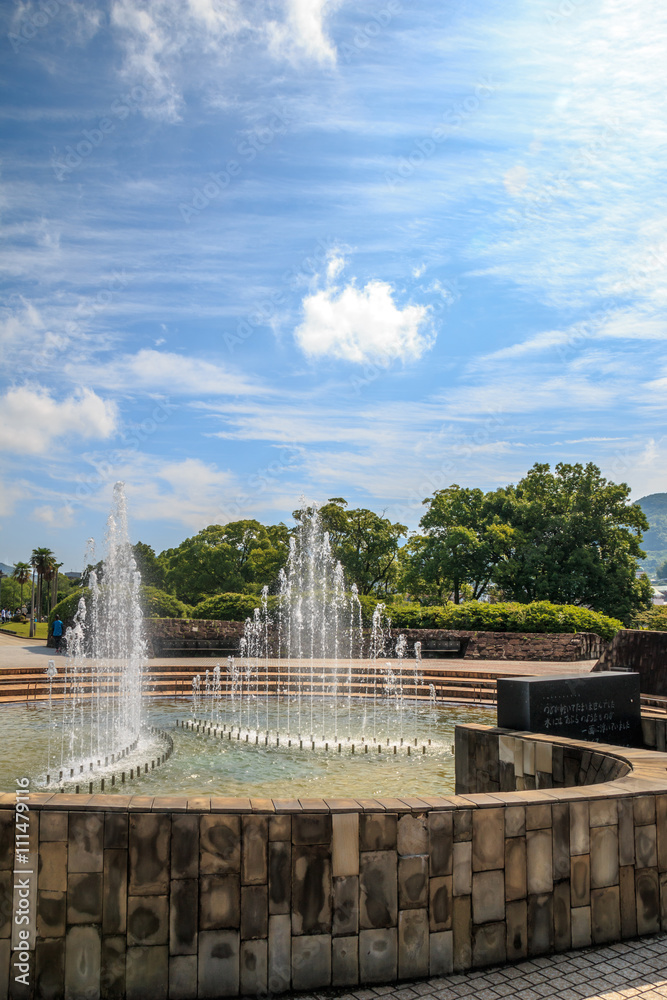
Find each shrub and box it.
[49,589,90,632]
[141,586,192,619]
[632,605,667,631]
[431,601,622,639]
[193,592,280,621]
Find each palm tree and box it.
[31,548,55,621]
[46,561,63,614]
[12,562,31,609]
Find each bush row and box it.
[632,606,667,632]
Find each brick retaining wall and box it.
[144,619,605,661]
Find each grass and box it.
[0,622,48,639]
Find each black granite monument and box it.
[497,671,643,747]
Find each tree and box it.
[413,486,515,604]
[295,499,407,595]
[12,562,31,607]
[132,542,165,589]
[159,520,290,604]
[30,548,56,620]
[495,462,652,622]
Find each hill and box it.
[0,563,14,577]
[636,494,667,577]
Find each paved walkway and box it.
[294,935,667,1000]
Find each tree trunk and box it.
[454,578,460,604]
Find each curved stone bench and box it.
[2,722,667,997]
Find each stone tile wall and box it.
[1,724,667,997]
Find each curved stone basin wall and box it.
[1,724,667,998]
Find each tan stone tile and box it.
[452,842,471,897]
[398,909,429,979]
[333,813,360,877]
[569,801,590,856]
[472,809,504,872]
[527,829,553,895]
[590,826,619,888]
[472,870,505,924]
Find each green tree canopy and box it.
[294,499,407,595]
[159,520,289,604]
[132,542,166,589]
[494,462,652,622]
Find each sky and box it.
[2,0,667,572]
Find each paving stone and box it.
[359,928,397,984]
[635,869,660,936]
[525,805,551,831]
[360,851,398,929]
[268,840,291,915]
[505,838,526,902]
[398,815,428,857]
[634,795,656,826]
[103,848,127,935]
[333,935,359,986]
[453,810,472,843]
[39,811,67,842]
[292,933,332,990]
[399,909,429,979]
[527,893,553,955]
[129,813,170,895]
[104,812,128,850]
[200,815,240,876]
[571,905,592,948]
[360,814,397,852]
[620,866,638,939]
[68,812,104,873]
[200,874,240,930]
[292,813,332,847]
[635,825,658,870]
[37,889,65,939]
[429,876,452,932]
[292,845,332,935]
[268,913,291,994]
[553,879,571,952]
[38,841,67,892]
[35,935,64,1000]
[590,826,620,888]
[552,802,570,881]
[269,814,291,842]
[617,799,635,868]
[127,893,169,946]
[452,842,471,897]
[126,945,169,999]
[472,921,506,968]
[570,855,590,908]
[472,870,505,924]
[64,925,101,1000]
[399,856,428,910]
[505,899,527,961]
[429,812,453,877]
[170,878,198,955]
[241,939,268,995]
[452,895,471,972]
[168,954,197,999]
[591,885,621,944]
[170,814,199,880]
[590,800,617,827]
[198,929,240,997]
[100,934,125,999]
[241,884,268,939]
[331,875,358,938]
[333,814,360,877]
[569,802,590,856]
[243,815,269,884]
[429,930,453,976]
[472,810,504,872]
[67,871,103,925]
[526,830,553,895]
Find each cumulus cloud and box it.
[0,387,117,455]
[294,254,434,365]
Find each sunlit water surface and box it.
[2,699,495,798]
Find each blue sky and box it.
[2,0,666,571]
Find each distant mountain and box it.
[636,494,667,576]
[0,563,15,576]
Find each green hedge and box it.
[49,590,90,632]
[632,606,667,631]
[49,586,192,631]
[193,592,280,621]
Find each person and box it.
[51,614,64,654]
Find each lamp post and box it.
[0,570,4,617]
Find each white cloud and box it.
[0,387,118,455]
[71,349,265,397]
[294,255,434,364]
[267,0,340,66]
